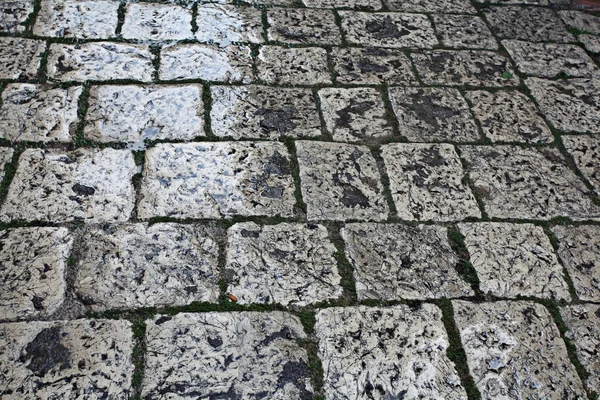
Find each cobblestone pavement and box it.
[1,0,600,398]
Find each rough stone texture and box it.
[342,223,473,300]
[0,148,14,181]
[412,50,519,87]
[256,46,331,85]
[315,304,468,400]
[33,0,118,39]
[473,0,556,3]
[331,47,417,85]
[0,37,45,80]
[160,44,253,82]
[559,10,600,35]
[210,85,321,139]
[339,12,438,48]
[75,223,220,311]
[0,319,134,398]
[0,83,82,143]
[0,227,72,321]
[195,4,263,45]
[47,42,154,82]
[386,0,475,13]
[143,312,312,399]
[303,0,382,9]
[138,142,295,219]
[296,141,389,221]
[318,87,394,143]
[225,222,342,306]
[503,40,599,78]
[381,143,481,221]
[453,300,587,400]
[460,145,600,220]
[0,0,34,33]
[553,225,600,302]
[84,84,204,145]
[389,87,480,143]
[432,14,497,49]
[563,135,600,194]
[1,148,138,223]
[483,6,574,42]
[526,77,600,133]
[465,90,553,143]
[580,34,600,53]
[459,222,569,300]
[561,304,600,393]
[267,8,341,44]
[122,3,193,41]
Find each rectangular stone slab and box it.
[0,37,45,80]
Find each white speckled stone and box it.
[1,148,138,223]
[33,0,118,39]
[159,43,253,82]
[195,4,264,45]
[459,222,569,300]
[47,42,154,82]
[580,34,600,53]
[0,0,34,33]
[0,83,81,143]
[75,223,220,311]
[342,223,473,300]
[267,8,341,45]
[122,3,193,41]
[453,300,587,400]
[563,135,600,194]
[381,143,481,221]
[0,227,72,321]
[559,10,600,35]
[315,304,468,400]
[138,142,295,219]
[225,222,342,306]
[0,319,134,398]
[0,148,13,181]
[257,46,331,85]
[432,14,497,49]
[331,47,417,85]
[386,0,475,13]
[0,37,45,80]
[303,0,382,10]
[84,84,204,144]
[143,312,312,399]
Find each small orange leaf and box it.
[227,293,238,302]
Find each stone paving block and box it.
[75,223,220,311]
[339,12,438,48]
[84,84,204,145]
[210,85,321,139]
[47,42,154,82]
[580,34,600,53]
[225,222,342,306]
[267,8,341,45]
[460,145,600,220]
[0,227,72,321]
[1,148,138,223]
[143,312,312,399]
[553,225,600,302]
[453,300,587,399]
[0,83,82,143]
[561,304,600,393]
[315,304,468,400]
[432,14,498,50]
[465,90,553,143]
[503,40,599,78]
[559,10,600,35]
[459,222,569,300]
[483,6,574,42]
[138,142,295,219]
[526,78,600,133]
[302,0,382,10]
[160,43,253,82]
[0,148,13,181]
[33,0,118,39]
[195,4,263,45]
[0,37,45,80]
[385,0,475,13]
[256,46,331,85]
[563,135,600,193]
[0,319,134,398]
[0,0,34,33]
[342,223,473,300]
[331,47,417,85]
[389,87,480,143]
[412,50,519,87]
[381,143,481,221]
[318,87,394,143]
[122,3,193,41]
[296,141,388,221]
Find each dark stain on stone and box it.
[400,256,413,269]
[207,385,238,399]
[276,361,312,400]
[261,186,284,199]
[19,327,71,377]
[264,151,291,176]
[404,90,460,130]
[56,55,75,73]
[31,295,44,310]
[595,307,600,319]
[275,27,309,42]
[207,336,223,348]
[425,52,455,74]
[269,248,289,260]
[420,147,446,167]
[357,58,389,73]
[522,306,537,324]
[184,285,198,294]
[365,16,411,39]
[335,100,375,132]
[341,185,370,208]
[155,315,172,325]
[72,183,95,196]
[576,262,594,271]
[240,229,260,238]
[260,326,293,347]
[255,107,297,133]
